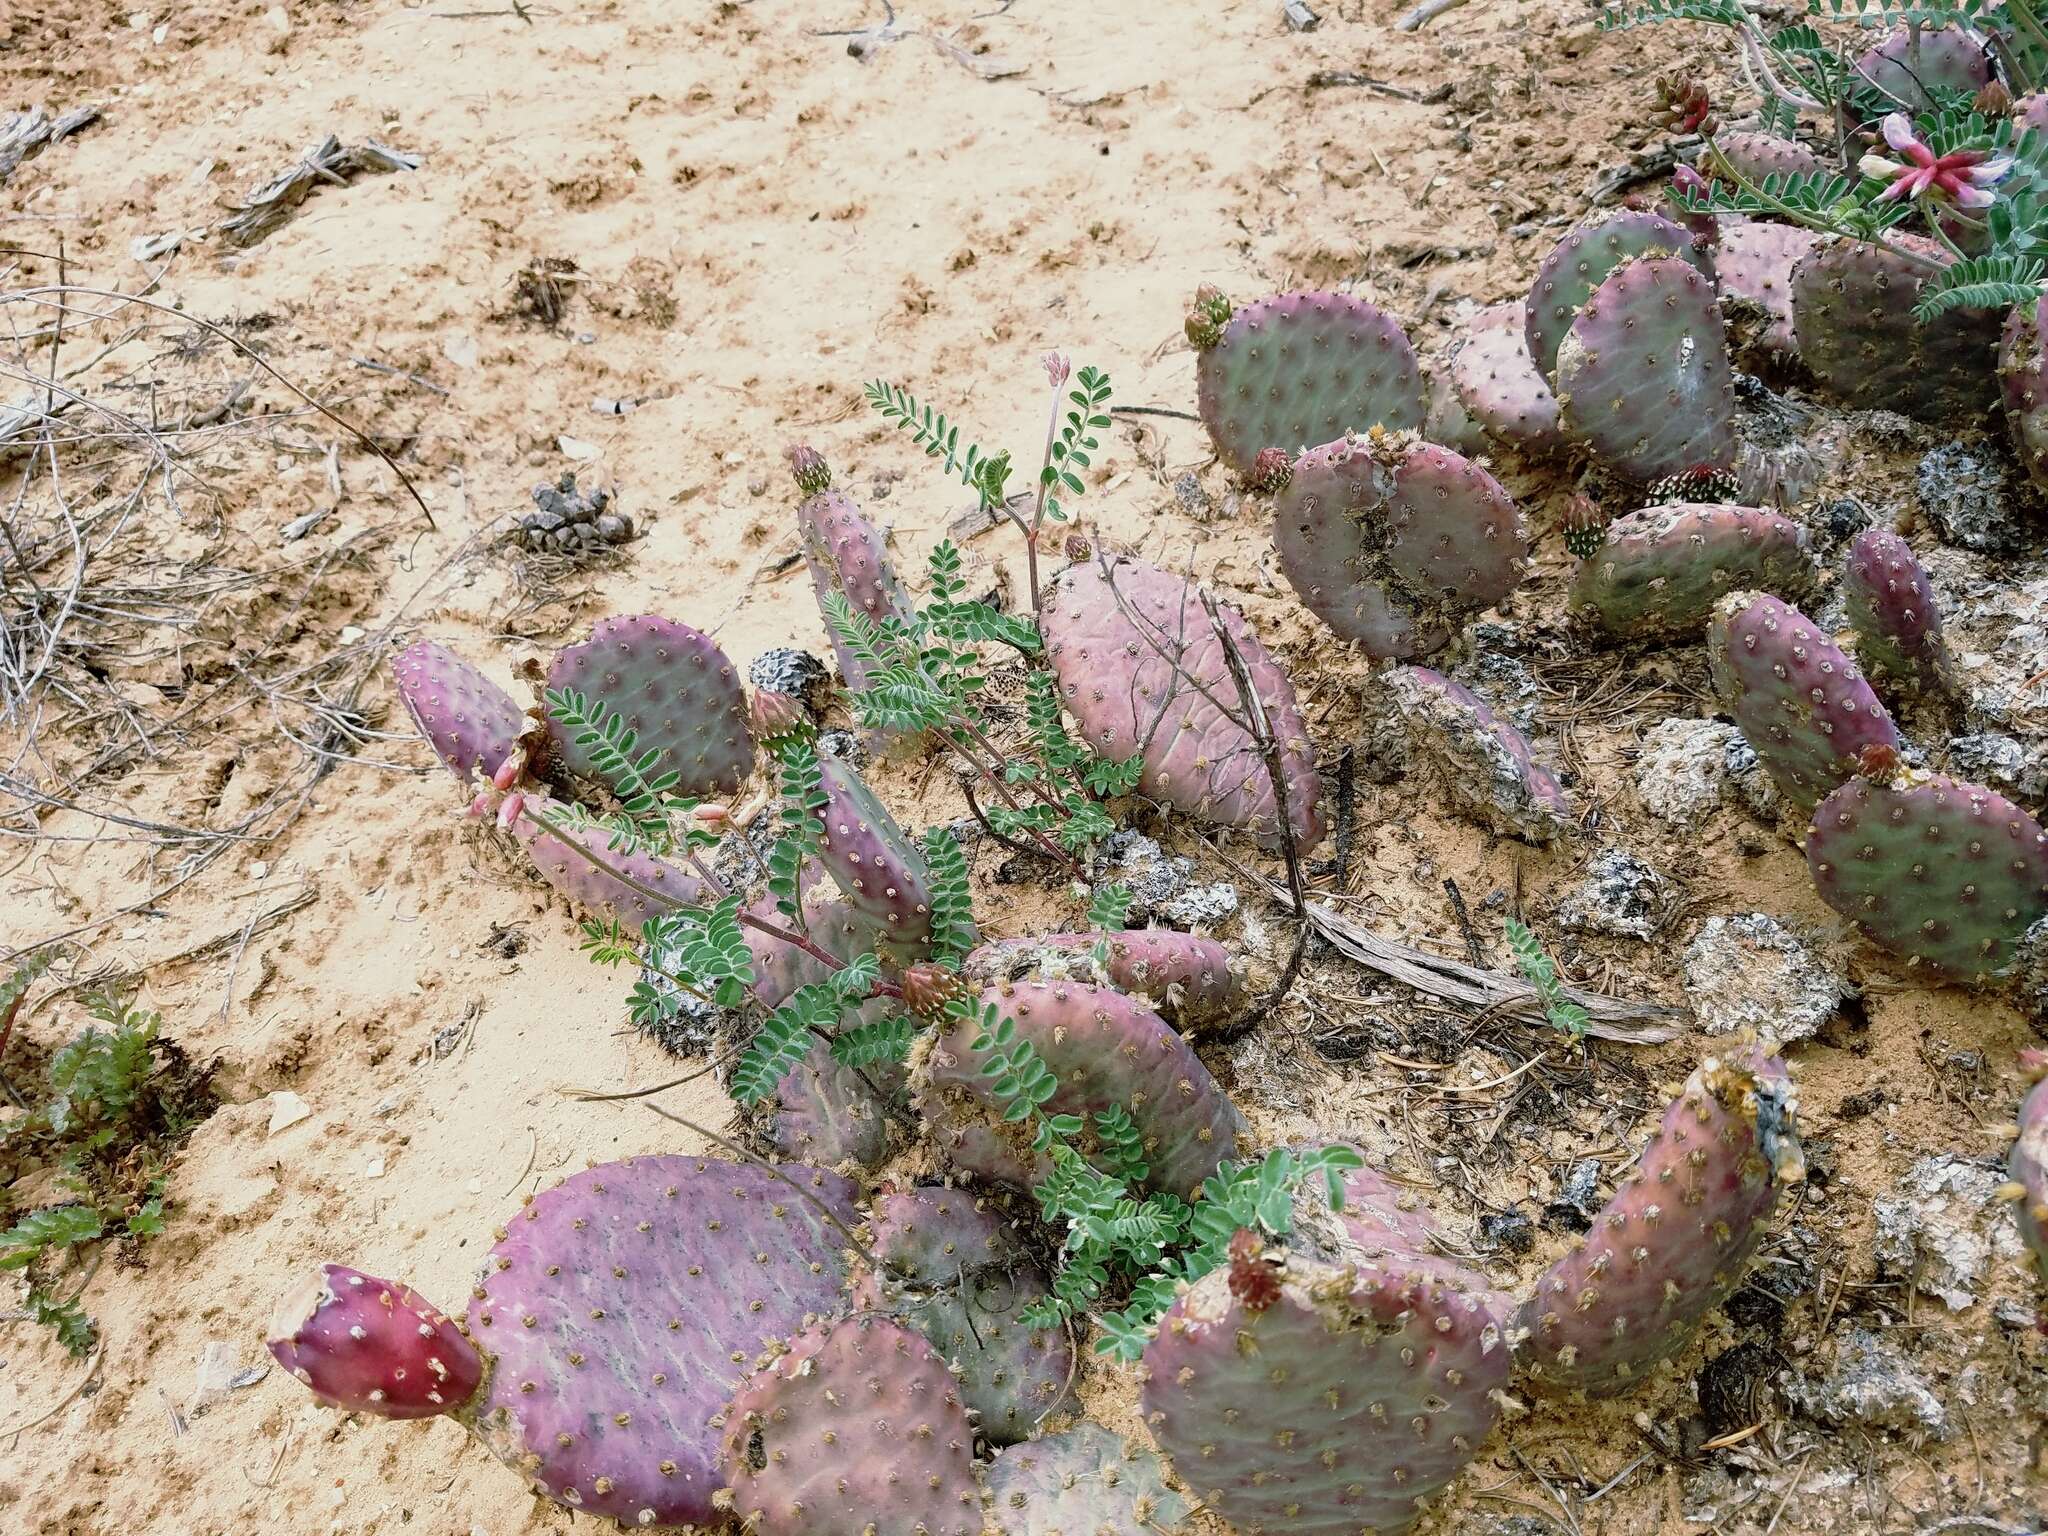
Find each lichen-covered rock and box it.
[1872,1153,2018,1310]
[1682,913,1844,1044]
[1782,1327,1952,1439]
[1557,849,1674,940]
[1917,440,2033,553]
[1633,718,1778,825]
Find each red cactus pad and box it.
[268,1264,483,1419]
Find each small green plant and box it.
[1503,916,1590,1038]
[0,983,213,1356]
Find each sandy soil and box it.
[3,1,2045,1533]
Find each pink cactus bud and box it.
[785,443,833,497]
[1245,446,1293,494]
[750,687,806,741]
[267,1264,483,1419]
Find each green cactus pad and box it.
[1554,255,1736,482]
[1142,1214,1507,1534]
[1998,295,2048,495]
[1516,1049,1801,1396]
[1853,25,1991,110]
[851,1186,1072,1443]
[1525,209,1709,381]
[1806,768,2048,979]
[1273,430,1528,660]
[1041,553,1325,850]
[1193,289,1427,475]
[1791,234,2002,423]
[1709,592,1900,815]
[815,754,936,964]
[1569,503,1817,642]
[717,1314,983,1536]
[1449,301,1563,453]
[545,615,754,798]
[984,1423,1194,1536]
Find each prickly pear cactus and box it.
[1708,592,1900,814]
[1142,1212,1508,1534]
[770,1029,899,1169]
[1273,430,1528,659]
[1569,503,1817,642]
[1714,221,1817,360]
[545,615,754,799]
[1449,301,1562,453]
[1516,1049,1802,1396]
[984,1422,1194,1536]
[917,979,1246,1198]
[963,930,1245,1026]
[1791,235,2002,423]
[1806,767,2048,979]
[717,1314,983,1536]
[1842,528,1953,697]
[1376,667,1574,843]
[792,445,917,698]
[2022,91,2048,135]
[1425,358,1490,457]
[1854,25,1991,110]
[505,794,710,930]
[1554,255,1736,482]
[468,1156,862,1528]
[1526,209,1710,380]
[849,1185,1072,1443]
[815,754,936,963]
[393,641,524,785]
[1040,553,1324,850]
[1705,130,1826,185]
[1190,288,1427,474]
[2006,1061,2048,1274]
[1998,295,2048,494]
[268,1264,485,1419]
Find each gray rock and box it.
[1633,718,1777,825]
[1947,732,2048,802]
[1159,881,1240,929]
[1557,848,1673,940]
[1683,913,1844,1043]
[1171,471,1212,518]
[1918,440,2032,553]
[1872,1153,2020,1310]
[815,728,866,769]
[2013,915,2048,1027]
[1784,1327,1951,1440]
[594,512,630,542]
[1093,830,1194,922]
[631,973,725,1059]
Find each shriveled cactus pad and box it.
[393,641,524,784]
[1807,768,2048,979]
[1041,553,1324,849]
[546,615,754,799]
[1376,666,1573,843]
[963,930,1244,1026]
[1569,503,1816,642]
[1193,289,1426,474]
[984,1422,1193,1536]
[1273,429,1527,659]
[1143,1221,1508,1534]
[1516,1049,1801,1396]
[467,1155,860,1528]
[717,1314,983,1536]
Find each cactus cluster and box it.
[1571,503,1818,643]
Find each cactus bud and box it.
[1654,75,1715,135]
[1184,284,1232,349]
[1245,445,1294,494]
[750,688,806,742]
[901,962,965,1020]
[1560,494,1609,561]
[1975,79,2014,117]
[785,442,832,496]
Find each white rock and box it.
[1683,913,1843,1044]
[265,1090,312,1136]
[557,435,600,462]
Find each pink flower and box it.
[1860,112,2012,209]
[1042,352,1071,389]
